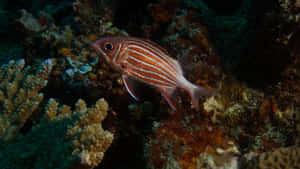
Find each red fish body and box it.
[91,36,214,110]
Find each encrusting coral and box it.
[145,113,240,169]
[255,146,300,169]
[203,79,264,126]
[241,146,300,169]
[0,58,54,141]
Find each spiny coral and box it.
[0,58,54,141]
[0,97,113,169]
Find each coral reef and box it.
[47,98,113,168]
[145,111,240,169]
[0,95,113,169]
[142,1,300,167]
[15,6,128,105]
[255,147,300,169]
[0,0,299,168]
[203,79,264,126]
[0,58,53,141]
[0,58,113,169]
[241,146,300,169]
[202,77,296,151]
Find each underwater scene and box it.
[0,0,299,168]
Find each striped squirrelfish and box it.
[91,36,215,111]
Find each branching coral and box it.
[69,98,113,167]
[0,97,113,169]
[0,58,54,141]
[46,98,114,168]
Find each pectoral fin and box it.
[122,75,140,101]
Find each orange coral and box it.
[149,117,233,169]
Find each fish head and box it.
[91,37,124,63]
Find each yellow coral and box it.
[45,98,59,121]
[69,98,113,167]
[0,59,54,141]
[45,98,113,168]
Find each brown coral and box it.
[203,79,265,126]
[0,59,54,141]
[145,114,238,169]
[252,146,300,169]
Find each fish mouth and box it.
[90,42,100,52]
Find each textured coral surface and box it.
[0,95,112,169]
[0,59,53,141]
[0,59,112,169]
[0,0,299,168]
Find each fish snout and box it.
[90,41,99,50]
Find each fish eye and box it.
[104,42,113,51]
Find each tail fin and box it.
[181,77,216,111]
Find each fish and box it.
[91,36,215,111]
